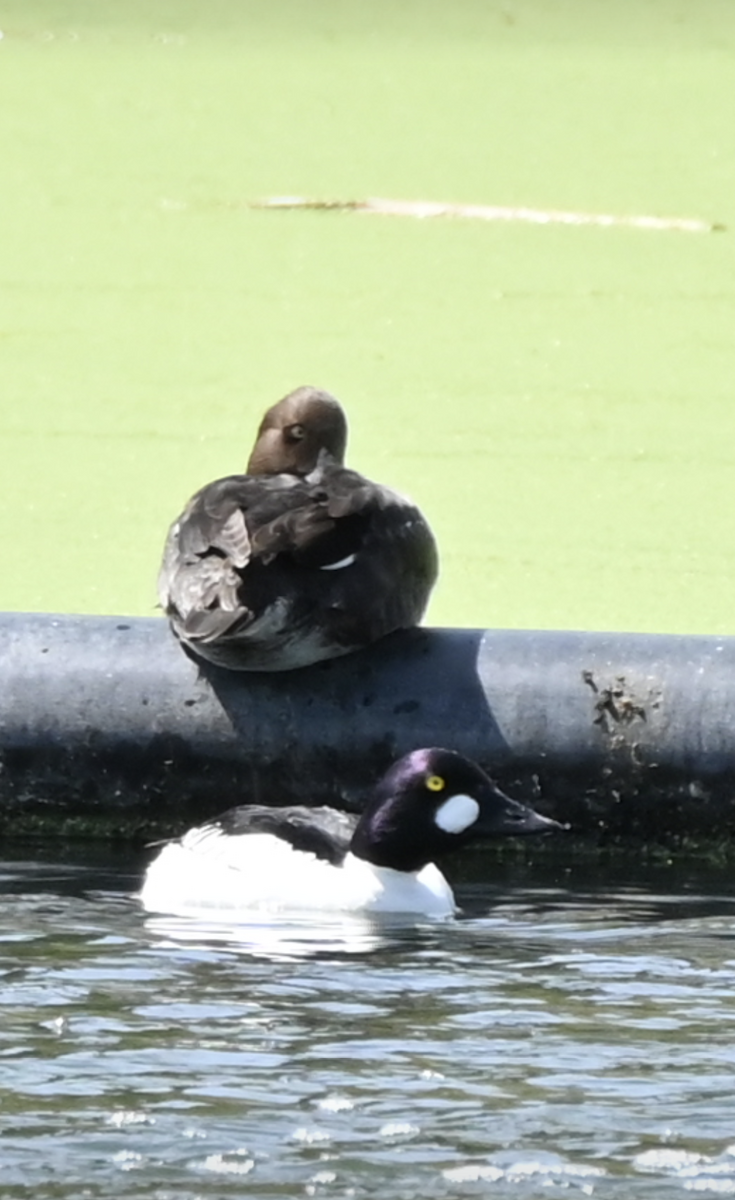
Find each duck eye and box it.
[426,774,445,792]
[285,423,306,443]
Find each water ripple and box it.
[1,854,735,1196]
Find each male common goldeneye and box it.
[139,748,560,919]
[157,385,438,670]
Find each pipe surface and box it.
[1,612,734,842]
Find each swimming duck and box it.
[139,748,560,919]
[157,386,438,670]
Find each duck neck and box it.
[349,807,430,874]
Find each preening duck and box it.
[139,748,561,919]
[157,386,438,670]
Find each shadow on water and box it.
[453,852,735,931]
[0,845,142,897]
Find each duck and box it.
[139,748,561,919]
[157,385,438,670]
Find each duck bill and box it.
[476,785,562,837]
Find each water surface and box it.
[3,850,735,1197]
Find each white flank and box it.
[434,793,480,835]
[140,834,456,918]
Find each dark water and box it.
[2,850,735,1198]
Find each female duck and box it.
[140,748,559,919]
[157,386,438,670]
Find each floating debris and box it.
[253,195,719,233]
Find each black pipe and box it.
[1,611,734,844]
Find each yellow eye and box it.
[426,774,445,792]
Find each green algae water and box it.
[1,1,735,634]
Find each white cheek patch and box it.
[434,793,480,835]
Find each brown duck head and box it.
[246,386,348,476]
